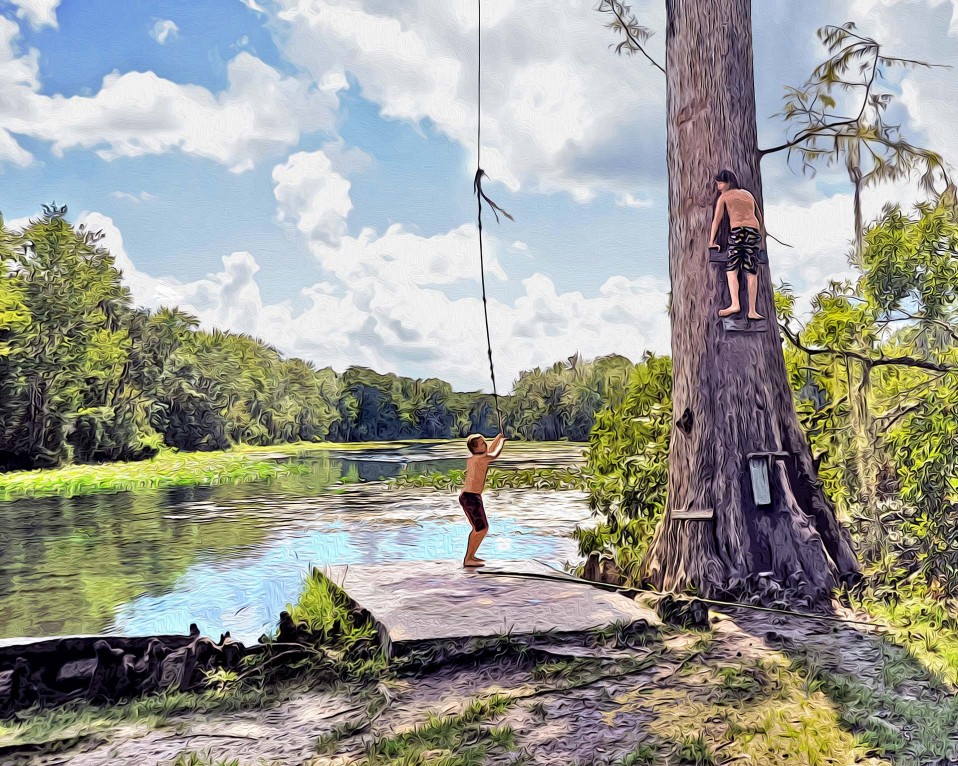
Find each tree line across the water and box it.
[0,206,634,472]
[583,199,958,598]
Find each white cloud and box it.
[274,0,665,199]
[272,150,353,244]
[78,194,671,390]
[765,195,858,313]
[239,0,267,12]
[110,190,158,204]
[615,193,654,209]
[0,20,341,172]
[853,0,958,36]
[266,153,669,386]
[151,20,179,44]
[8,0,60,30]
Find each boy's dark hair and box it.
[466,434,484,454]
[715,168,739,189]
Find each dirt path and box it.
[13,602,958,766]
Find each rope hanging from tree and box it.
[474,0,512,431]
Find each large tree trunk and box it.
[642,0,859,606]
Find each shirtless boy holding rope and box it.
[459,433,505,568]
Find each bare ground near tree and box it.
[8,604,958,766]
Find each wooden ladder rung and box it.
[671,507,714,520]
[722,317,768,333]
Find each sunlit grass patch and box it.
[0,679,294,757]
[288,570,368,642]
[0,448,309,501]
[286,569,388,682]
[860,586,958,687]
[362,694,517,766]
[605,646,871,765]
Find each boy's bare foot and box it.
[718,305,740,317]
[747,312,765,320]
[463,558,485,568]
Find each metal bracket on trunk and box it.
[747,451,790,507]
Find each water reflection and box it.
[0,448,589,643]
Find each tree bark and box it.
[642,0,859,606]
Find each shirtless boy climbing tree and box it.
[708,168,766,320]
[459,433,505,568]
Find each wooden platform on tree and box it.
[315,560,660,657]
[721,317,769,333]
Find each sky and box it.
[0,0,955,391]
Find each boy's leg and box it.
[465,528,486,565]
[719,268,741,316]
[472,527,488,559]
[461,493,488,567]
[472,495,488,560]
[746,273,763,319]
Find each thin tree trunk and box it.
[852,169,864,265]
[643,0,859,606]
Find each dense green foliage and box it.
[577,354,671,580]
[583,201,958,596]
[0,207,630,471]
[506,353,634,441]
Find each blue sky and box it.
[0,0,953,389]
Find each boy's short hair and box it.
[466,434,484,454]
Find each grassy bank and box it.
[0,449,316,501]
[0,439,451,501]
[0,439,585,501]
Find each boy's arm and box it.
[487,434,506,459]
[709,197,725,249]
[754,203,766,237]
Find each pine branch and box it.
[597,0,665,75]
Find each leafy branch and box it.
[596,0,665,74]
[763,22,949,190]
[780,318,958,374]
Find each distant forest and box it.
[0,207,633,471]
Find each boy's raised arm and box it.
[488,434,506,459]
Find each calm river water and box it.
[0,444,592,644]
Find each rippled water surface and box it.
[0,444,591,643]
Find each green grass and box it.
[0,676,296,758]
[0,448,311,501]
[859,584,958,686]
[169,752,285,766]
[387,466,587,491]
[285,568,389,683]
[362,694,517,766]
[0,439,582,501]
